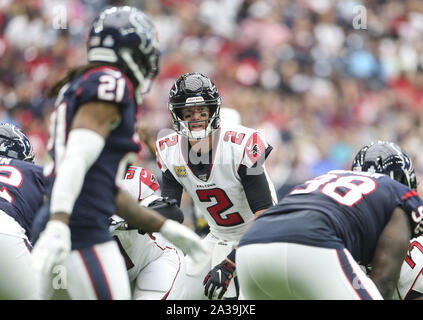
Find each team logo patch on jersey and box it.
[245,132,266,165]
[248,143,261,157]
[174,166,187,177]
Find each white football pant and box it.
[182,233,237,300]
[40,240,131,300]
[237,242,383,300]
[132,244,185,300]
[0,209,39,299]
[0,233,38,299]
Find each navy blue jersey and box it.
[0,156,46,240]
[239,170,423,265]
[45,66,140,249]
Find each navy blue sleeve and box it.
[393,182,423,238]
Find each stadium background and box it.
[1,0,423,219]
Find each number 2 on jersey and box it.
[0,165,23,203]
[196,188,244,226]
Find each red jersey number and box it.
[405,240,423,269]
[196,188,244,227]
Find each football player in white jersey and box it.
[155,72,278,300]
[110,166,186,300]
[393,235,423,299]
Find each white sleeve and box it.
[50,128,105,215]
[120,166,161,202]
[155,140,169,173]
[240,130,270,168]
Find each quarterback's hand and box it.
[159,219,208,263]
[203,260,235,299]
[32,220,71,275]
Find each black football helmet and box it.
[351,141,417,190]
[87,6,160,104]
[0,123,34,163]
[168,72,222,140]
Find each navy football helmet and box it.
[351,141,417,190]
[87,6,160,104]
[168,72,222,140]
[0,123,34,163]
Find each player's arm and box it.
[116,189,166,231]
[50,101,120,224]
[122,193,184,228]
[238,131,275,218]
[370,206,411,299]
[32,101,120,274]
[144,196,184,223]
[160,169,184,207]
[116,188,206,260]
[238,164,274,217]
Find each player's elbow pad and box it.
[148,197,184,224]
[50,128,105,214]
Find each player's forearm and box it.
[370,275,396,299]
[116,189,165,232]
[226,248,236,266]
[161,169,183,206]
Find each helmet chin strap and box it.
[120,50,145,105]
[189,128,210,140]
[179,119,214,140]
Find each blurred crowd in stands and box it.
[1,0,423,198]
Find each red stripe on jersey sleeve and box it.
[402,190,418,200]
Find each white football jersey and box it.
[393,236,423,300]
[110,166,180,283]
[156,124,277,241]
[120,166,160,201]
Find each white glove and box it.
[32,220,71,275]
[160,219,209,264]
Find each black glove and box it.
[127,197,184,235]
[148,197,184,223]
[203,260,235,299]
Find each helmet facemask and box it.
[170,100,221,140]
